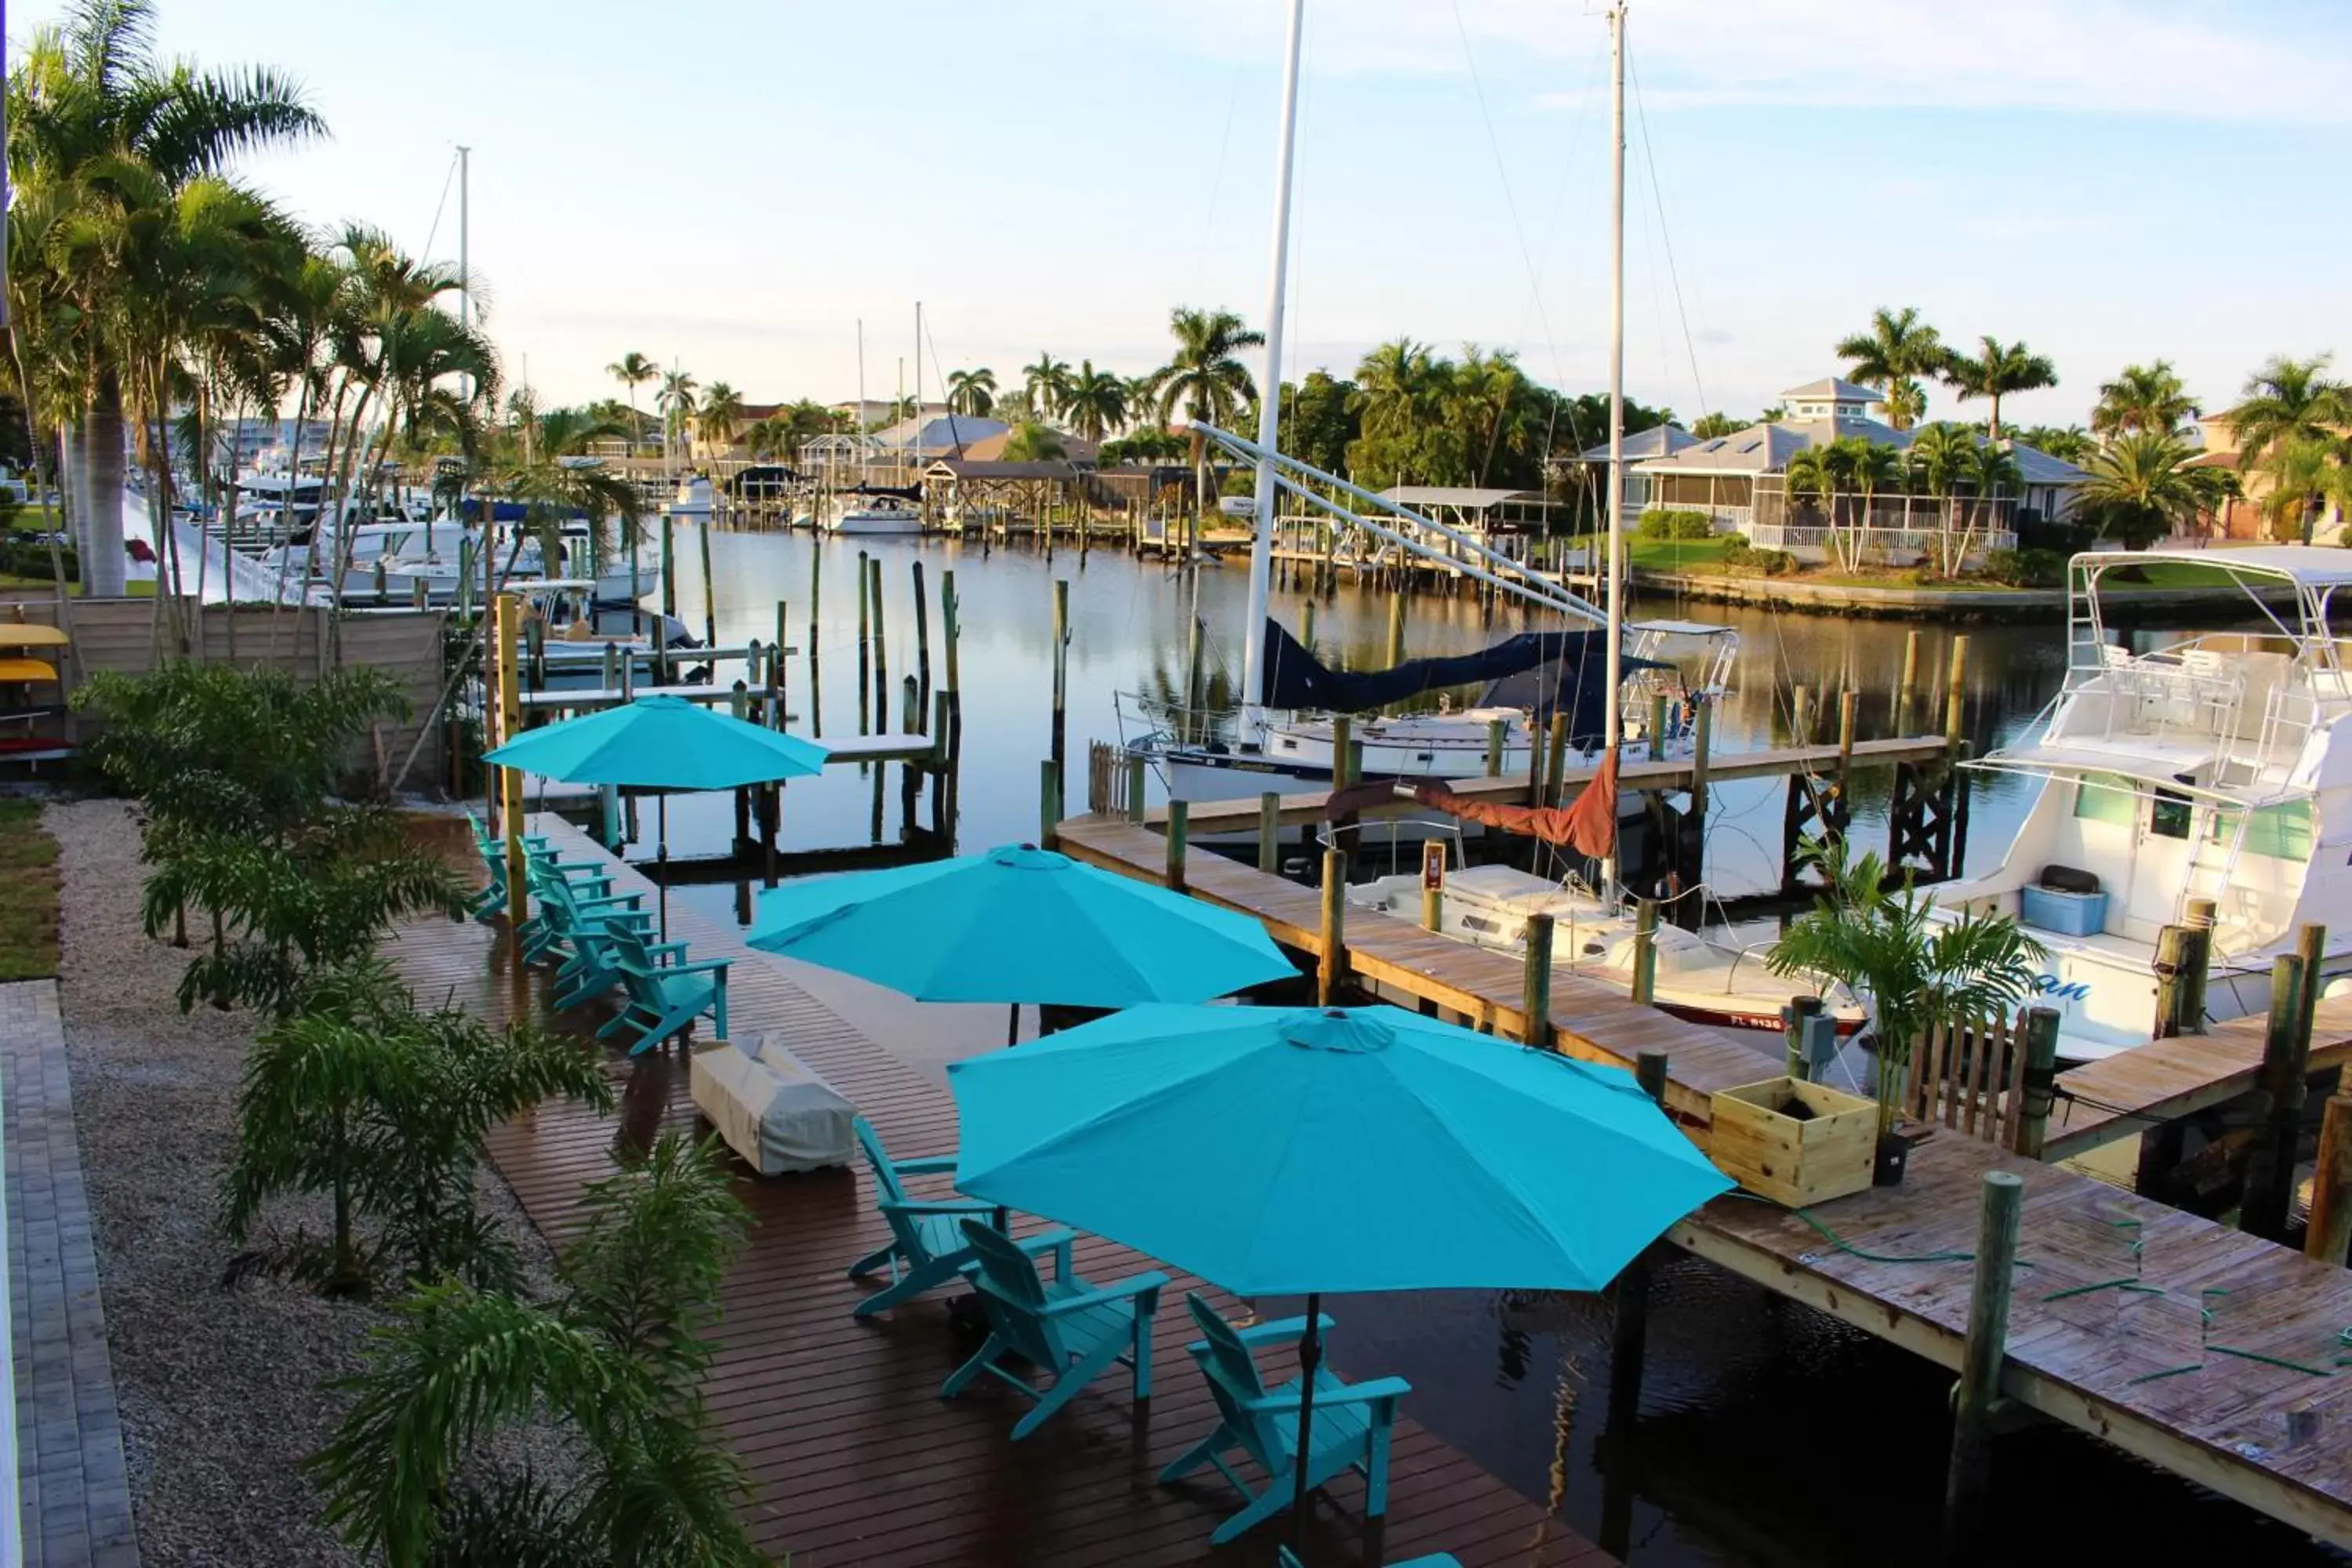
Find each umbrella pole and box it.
[1289,1290,1322,1558]
[659,793,670,944]
[1007,1001,1020,1047]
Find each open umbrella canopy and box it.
[949,1004,1730,1296]
[481,693,829,789]
[748,844,1296,1007]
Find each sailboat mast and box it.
[1603,5,1626,750]
[456,145,470,401]
[856,319,867,490]
[913,299,923,471]
[1240,0,1308,724]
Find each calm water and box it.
[631,527,2336,1568]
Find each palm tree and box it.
[1846,439,1900,551]
[1449,345,1531,486]
[1145,307,1263,542]
[1906,422,1976,575]
[655,368,698,474]
[2077,431,2229,549]
[1944,336,2058,438]
[11,0,324,596]
[1782,444,1844,566]
[696,381,744,454]
[1958,441,2023,571]
[946,366,996,418]
[1688,412,1743,440]
[2225,355,2350,545]
[1022,352,1073,419]
[605,351,657,452]
[1833,307,1947,430]
[1059,360,1127,444]
[2015,424,2096,465]
[2092,360,2196,440]
[1769,839,2045,1134]
[1001,423,1067,462]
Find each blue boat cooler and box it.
[2020,865,2107,938]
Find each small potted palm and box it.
[1767,840,2046,1185]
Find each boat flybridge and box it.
[1116,423,1737,800]
[1934,546,2352,1062]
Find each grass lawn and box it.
[2116,561,2242,590]
[1625,536,1738,572]
[0,574,153,597]
[0,800,60,982]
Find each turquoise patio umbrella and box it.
[748,844,1296,1044]
[485,693,829,938]
[948,1004,1730,1548]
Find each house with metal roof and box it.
[1627,376,2092,564]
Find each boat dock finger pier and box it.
[1052,782,2352,1557]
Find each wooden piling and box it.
[1838,689,1859,792]
[1602,1051,1670,1560]
[1052,579,1070,796]
[1184,613,1204,734]
[1485,717,1506,778]
[1038,759,1061,851]
[2155,924,2192,1038]
[492,593,528,929]
[1649,692,1669,757]
[660,516,678,617]
[1545,713,1570,808]
[1629,899,1658,1006]
[1522,913,1555,1051]
[1301,598,1316,657]
[1791,684,1811,746]
[2242,949,2312,1241]
[698,514,718,648]
[855,549,870,737]
[730,683,752,846]
[1127,755,1147,824]
[1258,792,1280,875]
[1165,800,1191,891]
[940,568,961,693]
[2016,1005,2060,1159]
[1317,848,1348,1006]
[912,560,931,713]
[1944,633,1971,750]
[2306,1094,2352,1267]
[1386,593,1405,670]
[1331,714,1353,788]
[1691,698,1713,815]
[2182,897,2216,1033]
[1939,1169,2024,1568]
[869,554,890,735]
[1897,629,1921,735]
[772,602,789,728]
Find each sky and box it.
[15,0,2351,430]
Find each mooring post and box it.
[1522,913,1555,1050]
[1546,712,1570,808]
[855,549,870,737]
[1649,692,1669,758]
[1331,713,1353,787]
[2182,896,2216,1032]
[1600,1051,1671,1562]
[492,593,528,931]
[1485,716,1506,778]
[1038,759,1061,851]
[869,554,890,735]
[1783,995,1824,1082]
[1690,699,1712,815]
[1940,1169,2024,1568]
[1421,842,1443,932]
[698,513,718,649]
[2307,1094,2352,1267]
[1385,591,1405,670]
[2016,1005,2061,1159]
[730,682,752,848]
[2155,924,2191,1038]
[1898,628,1922,735]
[1301,597,1317,658]
[660,515,677,617]
[1944,633,1971,753]
[1317,848,1348,1006]
[911,560,931,713]
[1183,612,1205,739]
[1052,578,1070,796]
[1790,684,1810,748]
[1126,755,1147,823]
[1258,792,1281,875]
[1837,688,1859,793]
[940,568,960,693]
[2242,949,2312,1241]
[1630,898,1659,1006]
[1166,800,1190,891]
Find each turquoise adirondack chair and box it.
[1279,1552,1459,1568]
[942,1217,1169,1439]
[463,811,560,921]
[528,865,665,1011]
[844,1119,1076,1319]
[465,815,612,961]
[1161,1291,1412,1545]
[593,924,731,1054]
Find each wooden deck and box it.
[1054,809,2352,1550]
[2045,997,2352,1158]
[385,815,1610,1568]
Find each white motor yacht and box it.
[1933,546,2352,1063]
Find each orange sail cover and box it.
[1325,744,1619,858]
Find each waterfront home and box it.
[1629,375,2091,565]
[2187,412,2346,543]
[1562,422,1700,516]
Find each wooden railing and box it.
[1904,1011,2036,1152]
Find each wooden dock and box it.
[387,815,1610,1568]
[1052,810,2352,1550]
[2044,997,2352,1158]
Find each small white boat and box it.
[667,477,714,517]
[821,492,923,536]
[1349,858,1870,1038]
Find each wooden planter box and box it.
[1708,1076,1878,1207]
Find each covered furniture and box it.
[689,1036,858,1176]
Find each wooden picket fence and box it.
[1086,740,1132,817]
[1904,1011,2035,1153]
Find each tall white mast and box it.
[913,299,923,471]
[1240,0,1308,725]
[1602,6,1626,751]
[456,145,471,401]
[855,320,868,489]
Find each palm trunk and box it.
[286,378,354,670]
[265,375,318,662]
[84,367,129,597]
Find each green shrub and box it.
[1721,534,1754,566]
[1755,549,1800,576]
[1982,547,2066,588]
[1637,507,1715,541]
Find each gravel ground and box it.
[47,799,573,1566]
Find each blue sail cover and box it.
[1260,619,1655,747]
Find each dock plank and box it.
[385,815,1606,1568]
[2046,998,2352,1157]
